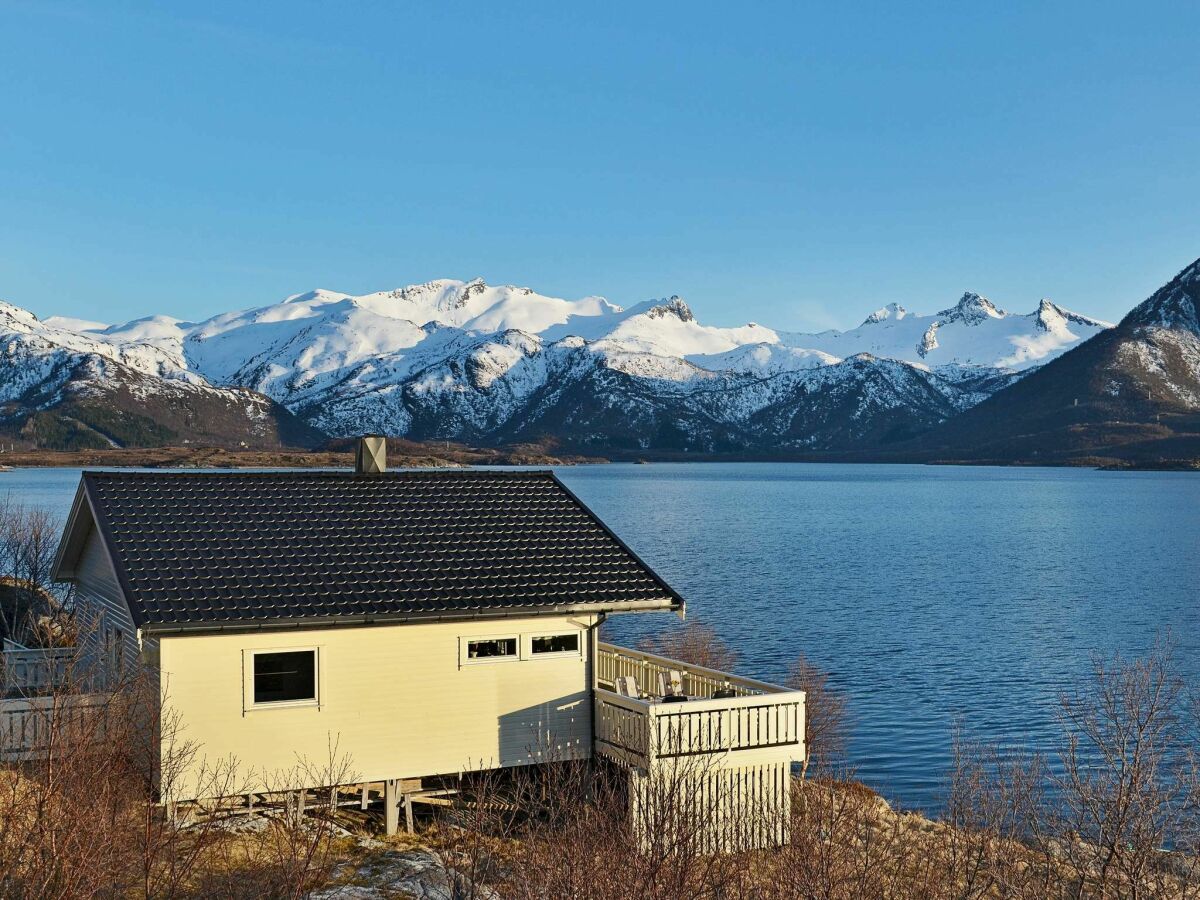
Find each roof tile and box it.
[81,470,682,628]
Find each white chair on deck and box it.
[656,669,684,698]
[615,675,641,698]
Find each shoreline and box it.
[0,445,1195,472]
[0,444,607,471]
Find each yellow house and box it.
[51,438,804,847]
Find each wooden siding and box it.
[74,524,154,686]
[629,759,791,853]
[158,615,597,801]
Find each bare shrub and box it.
[434,753,767,899]
[0,627,353,899]
[787,653,849,779]
[166,734,355,899]
[0,499,68,647]
[1049,636,1200,899]
[635,621,739,673]
[936,732,1055,900]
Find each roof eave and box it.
[139,597,682,637]
[50,481,91,582]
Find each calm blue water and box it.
[6,463,1199,812]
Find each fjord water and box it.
[7,464,1199,812]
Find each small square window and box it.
[466,638,518,660]
[253,650,316,705]
[531,633,580,655]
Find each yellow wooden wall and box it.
[158,614,597,800]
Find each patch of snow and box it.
[44,315,109,332]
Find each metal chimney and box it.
[355,436,387,475]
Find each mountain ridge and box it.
[0,274,1134,454]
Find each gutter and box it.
[140,599,674,638]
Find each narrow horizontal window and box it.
[253,650,316,704]
[531,633,580,655]
[467,638,517,660]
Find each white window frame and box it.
[524,630,584,660]
[243,647,321,711]
[459,634,521,667]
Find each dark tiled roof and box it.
[80,470,682,630]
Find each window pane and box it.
[254,651,316,704]
[531,634,580,655]
[467,638,517,659]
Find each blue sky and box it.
[2,1,1198,330]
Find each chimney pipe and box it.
[355,436,387,474]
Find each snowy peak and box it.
[0,299,42,330]
[938,292,1005,325]
[1034,299,1112,333]
[778,291,1109,372]
[1121,257,1200,335]
[862,302,908,325]
[642,296,695,323]
[687,343,837,377]
[282,289,353,305]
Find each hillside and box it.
[912,258,1200,466]
[0,302,320,450]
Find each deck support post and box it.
[404,794,415,833]
[360,783,369,811]
[384,779,400,835]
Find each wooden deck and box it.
[593,642,805,851]
[0,645,93,761]
[594,642,805,768]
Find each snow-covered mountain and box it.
[917,257,1200,464]
[0,278,1114,452]
[0,301,317,450]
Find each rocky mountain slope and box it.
[0,278,1111,452]
[913,258,1200,464]
[0,302,319,450]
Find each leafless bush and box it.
[0,498,69,647]
[194,742,356,899]
[1048,636,1200,899]
[0,629,352,899]
[759,777,938,900]
[936,732,1054,899]
[433,752,769,899]
[635,620,739,673]
[787,653,849,780]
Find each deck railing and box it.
[0,693,109,761]
[594,643,804,767]
[596,641,786,699]
[1,647,75,697]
